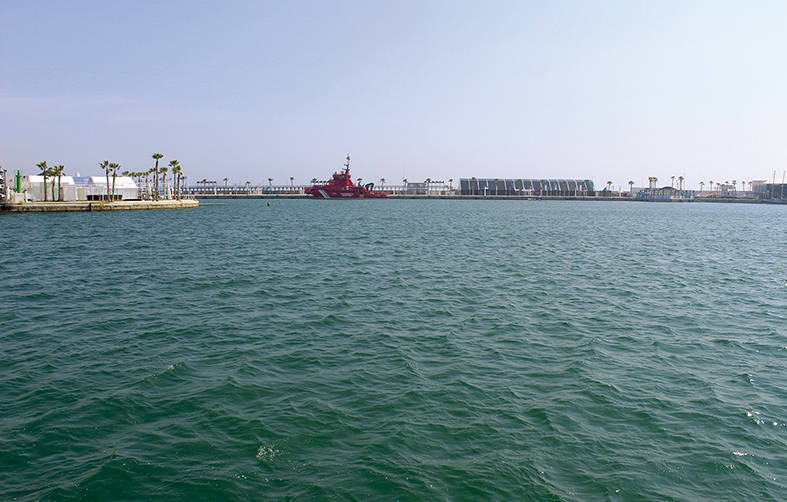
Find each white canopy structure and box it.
[26,175,75,201]
[24,175,138,201]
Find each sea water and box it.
[0,200,785,500]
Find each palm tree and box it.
[53,165,65,201]
[160,166,169,199]
[678,175,684,192]
[709,180,714,193]
[36,161,49,201]
[110,163,120,200]
[48,168,56,201]
[268,177,273,187]
[448,178,453,191]
[606,180,613,193]
[99,160,110,201]
[699,181,705,193]
[168,162,180,199]
[152,153,163,200]
[403,178,408,195]
[289,176,294,188]
[146,169,153,199]
[628,180,634,193]
[426,178,432,195]
[223,177,229,186]
[167,160,179,199]
[670,175,675,188]
[380,178,385,191]
[731,179,737,193]
[173,164,182,199]
[246,180,251,195]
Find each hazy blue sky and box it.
[2,0,786,188]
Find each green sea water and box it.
[1,199,785,500]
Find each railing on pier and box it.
[183,184,307,196]
[181,183,458,196]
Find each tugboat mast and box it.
[344,154,351,173]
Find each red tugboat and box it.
[305,155,389,199]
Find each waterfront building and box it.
[716,183,735,197]
[0,168,7,197]
[753,182,787,200]
[404,182,427,195]
[22,175,138,201]
[25,175,76,201]
[74,176,138,201]
[750,180,767,193]
[636,186,694,200]
[459,178,594,196]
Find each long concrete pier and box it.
[0,199,199,213]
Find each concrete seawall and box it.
[1,199,199,213]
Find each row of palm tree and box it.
[624,176,753,195]
[122,154,185,200]
[36,161,66,201]
[34,154,186,202]
[99,160,123,201]
[657,177,749,193]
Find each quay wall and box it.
[1,199,199,213]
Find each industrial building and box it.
[459,178,594,196]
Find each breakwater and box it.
[0,199,199,213]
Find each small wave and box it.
[747,410,766,425]
[256,444,281,462]
[746,411,784,427]
[135,361,189,386]
[160,361,187,375]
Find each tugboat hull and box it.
[306,154,389,199]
